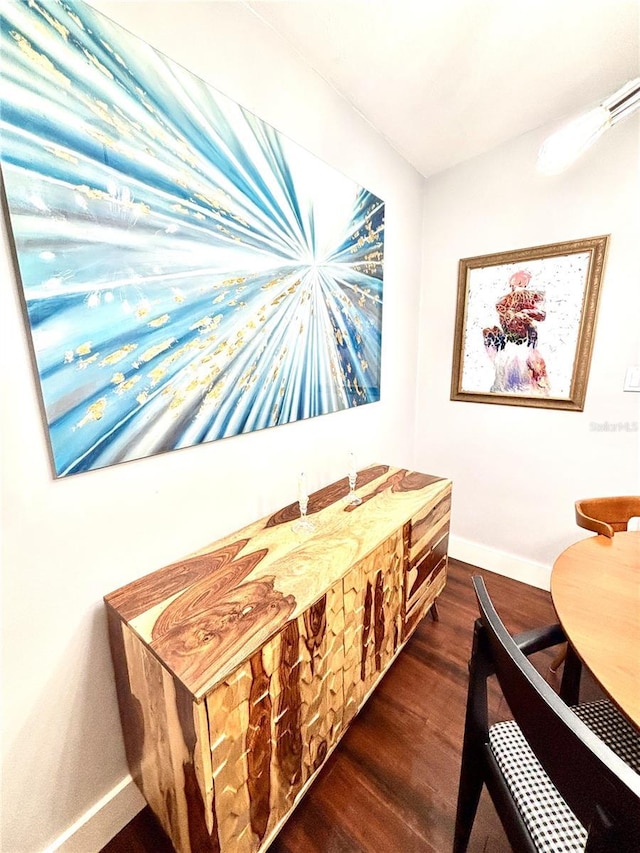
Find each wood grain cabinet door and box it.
[204,578,345,853]
[342,531,405,726]
[404,488,451,639]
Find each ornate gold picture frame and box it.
[450,235,609,410]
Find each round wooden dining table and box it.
[551,530,640,728]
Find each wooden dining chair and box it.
[575,496,640,538]
[549,494,640,674]
[454,576,640,853]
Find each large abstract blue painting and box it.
[0,0,384,477]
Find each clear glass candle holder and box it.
[346,452,362,506]
[292,473,316,533]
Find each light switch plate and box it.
[623,366,640,391]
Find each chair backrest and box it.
[575,496,640,538]
[472,576,640,850]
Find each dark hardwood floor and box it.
[101,559,600,853]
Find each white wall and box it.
[417,112,640,586]
[0,3,425,850]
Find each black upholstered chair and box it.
[454,576,640,853]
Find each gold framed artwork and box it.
[450,235,609,411]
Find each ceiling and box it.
[246,0,640,178]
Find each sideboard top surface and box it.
[105,464,451,698]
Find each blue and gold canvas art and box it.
[0,0,384,477]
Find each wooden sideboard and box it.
[105,464,451,853]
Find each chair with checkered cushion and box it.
[453,576,640,853]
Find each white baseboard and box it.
[43,776,145,853]
[43,537,549,853]
[449,534,551,591]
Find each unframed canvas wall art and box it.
[0,0,384,477]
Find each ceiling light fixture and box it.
[537,77,640,175]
